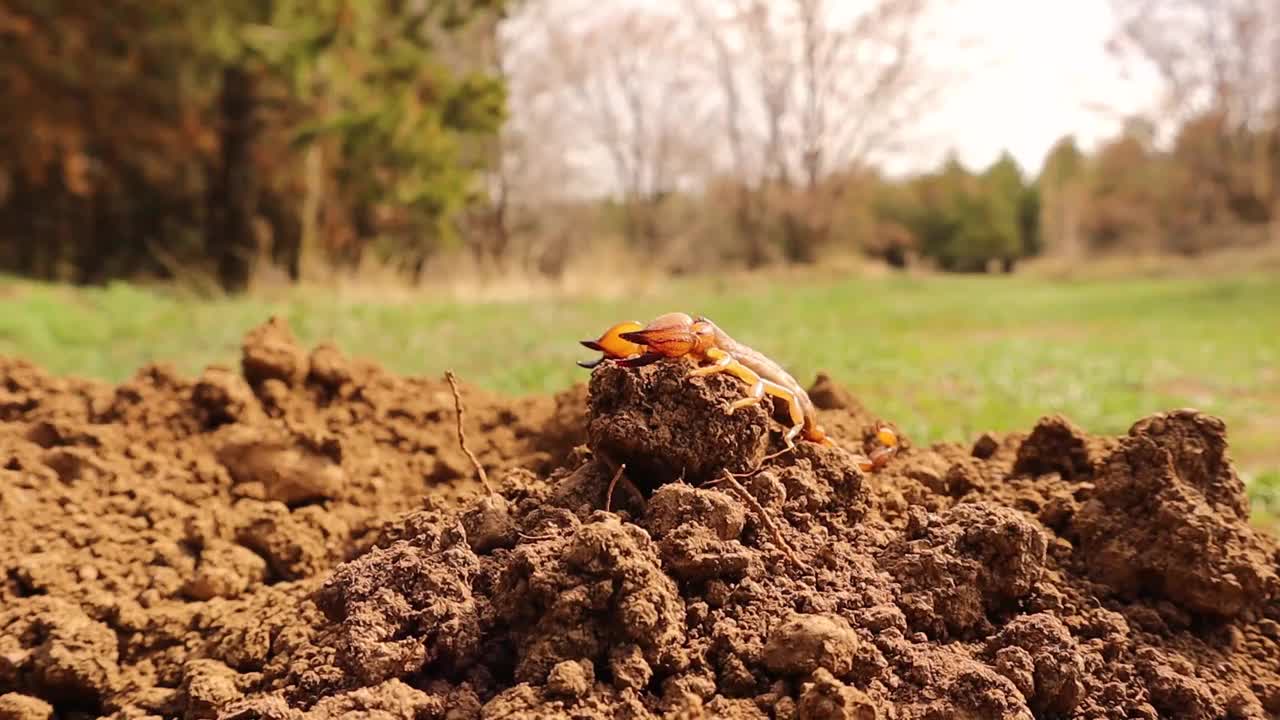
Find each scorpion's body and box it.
[693,319,824,442]
[579,312,898,471]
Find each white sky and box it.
[903,0,1162,176]
[503,0,1168,194]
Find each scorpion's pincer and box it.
[578,320,648,368]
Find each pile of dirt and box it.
[1,318,1278,719]
[0,318,583,718]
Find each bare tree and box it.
[445,1,597,276]
[1108,0,1280,243]
[490,0,958,270]
[690,0,952,262]
[690,1,775,266]
[433,3,545,275]
[518,2,714,254]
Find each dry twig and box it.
[445,370,494,494]
[754,444,797,471]
[711,468,800,568]
[605,462,628,512]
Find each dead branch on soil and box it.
[605,462,629,513]
[599,455,645,514]
[711,468,800,568]
[445,370,494,495]
[754,444,797,470]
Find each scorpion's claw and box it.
[577,339,612,368]
[578,320,647,368]
[856,423,900,472]
[875,425,899,449]
[807,427,835,447]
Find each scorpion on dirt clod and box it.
[578,312,899,473]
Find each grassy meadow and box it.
[2,270,1277,527]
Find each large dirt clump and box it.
[0,317,582,718]
[1,318,1278,719]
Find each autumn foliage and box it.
[0,0,1276,290]
[0,0,507,290]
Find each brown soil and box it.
[1,318,1278,720]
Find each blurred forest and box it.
[1,0,1277,291]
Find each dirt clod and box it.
[1013,414,1104,480]
[796,669,878,720]
[2,320,1278,718]
[547,658,595,699]
[1073,409,1279,618]
[241,317,309,389]
[987,613,1084,715]
[881,502,1048,638]
[310,537,481,691]
[0,693,54,720]
[763,613,860,679]
[586,359,770,484]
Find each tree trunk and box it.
[260,190,302,282]
[780,209,823,264]
[621,200,643,250]
[885,246,907,269]
[490,188,511,267]
[297,142,324,282]
[736,186,770,269]
[1271,197,1280,247]
[207,66,260,293]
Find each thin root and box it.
[605,462,628,512]
[722,443,797,483]
[711,468,800,568]
[601,456,644,512]
[445,370,493,495]
[757,443,797,467]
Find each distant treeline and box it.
[0,1,1275,290]
[0,0,508,291]
[867,113,1278,272]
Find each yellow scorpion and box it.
[578,312,898,472]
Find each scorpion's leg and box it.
[684,349,777,420]
[727,375,810,450]
[684,348,807,448]
[687,349,773,413]
[686,348,769,412]
[761,380,806,447]
[868,425,900,468]
[852,425,900,472]
[688,348,762,387]
[686,346,735,378]
[728,377,766,412]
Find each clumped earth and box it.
[1,318,1278,719]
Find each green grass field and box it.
[3,271,1278,527]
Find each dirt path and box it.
[1,318,1277,719]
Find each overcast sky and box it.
[504,0,1167,195]
[903,0,1161,176]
